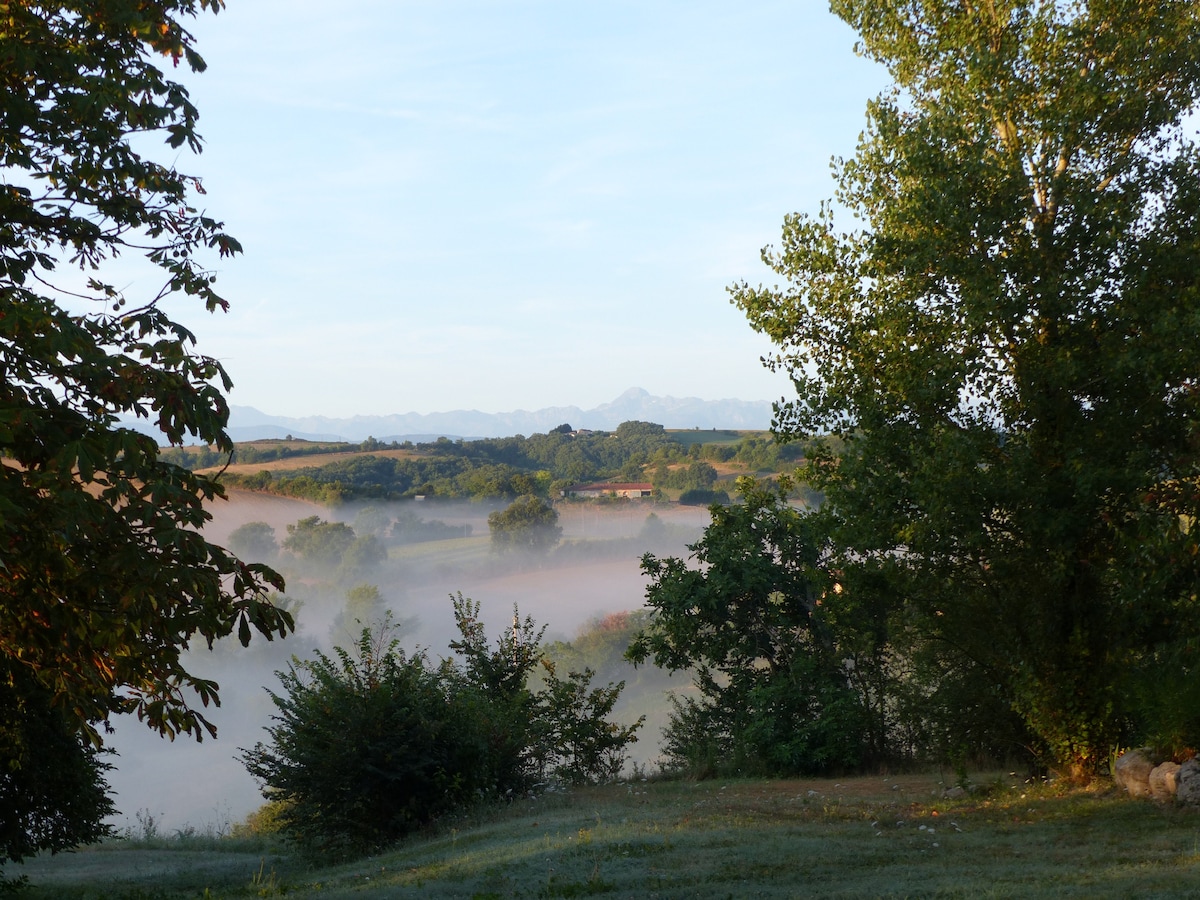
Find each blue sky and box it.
[163,1,888,417]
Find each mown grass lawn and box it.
[13,773,1200,899]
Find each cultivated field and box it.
[665,429,758,447]
[198,446,419,476]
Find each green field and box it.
[665,429,759,448]
[387,533,493,568]
[14,774,1200,898]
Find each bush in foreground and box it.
[243,599,641,858]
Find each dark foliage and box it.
[677,488,731,506]
[629,478,869,776]
[244,597,641,859]
[733,0,1200,779]
[241,622,493,858]
[0,669,114,865]
[1,0,292,864]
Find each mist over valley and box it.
[16,0,1200,892]
[105,489,712,831]
[98,417,819,831]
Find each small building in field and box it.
[562,482,653,499]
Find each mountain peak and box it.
[614,386,651,401]
[196,389,775,442]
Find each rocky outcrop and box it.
[1149,762,1181,801]
[1113,750,1199,804]
[1177,759,1200,805]
[1113,749,1158,798]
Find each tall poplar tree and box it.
[1,1,292,859]
[733,1,1200,779]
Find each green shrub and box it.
[241,618,494,858]
[534,662,644,785]
[447,593,546,794]
[630,478,870,777]
[244,599,642,859]
[230,799,290,839]
[677,488,730,506]
[658,693,735,779]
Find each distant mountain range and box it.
[218,388,777,442]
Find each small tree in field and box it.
[228,521,280,562]
[488,495,562,552]
[283,516,357,565]
[448,594,642,787]
[448,593,547,793]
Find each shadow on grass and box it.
[14,774,1200,899]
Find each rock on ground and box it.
[1114,749,1157,798]
[1149,762,1181,801]
[1177,759,1200,806]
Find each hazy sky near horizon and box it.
[162,1,889,417]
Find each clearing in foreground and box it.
[13,773,1200,898]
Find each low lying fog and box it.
[103,492,709,832]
